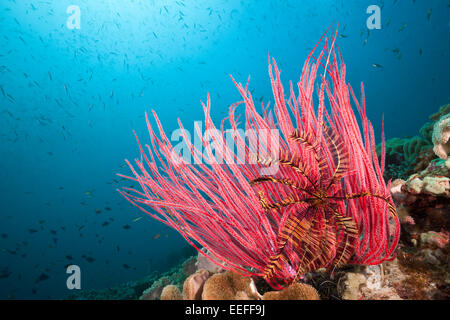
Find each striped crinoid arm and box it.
[250,176,308,193]
[336,190,399,265]
[289,129,328,186]
[263,208,337,288]
[329,208,359,270]
[328,188,398,217]
[340,191,397,218]
[250,150,319,190]
[263,210,314,288]
[321,125,351,190]
[290,209,337,281]
[255,190,310,212]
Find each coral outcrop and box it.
[160,285,183,300]
[390,158,449,244]
[340,263,404,300]
[386,150,449,299]
[432,113,450,160]
[377,103,450,180]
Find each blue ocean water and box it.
[0,0,448,299]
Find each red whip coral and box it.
[118,29,400,290]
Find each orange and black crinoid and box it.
[249,126,397,288]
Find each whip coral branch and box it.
[118,28,400,290]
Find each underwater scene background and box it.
[0,0,449,300]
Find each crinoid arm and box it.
[251,150,319,191]
[321,125,351,190]
[289,129,328,187]
[262,207,340,288]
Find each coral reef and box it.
[377,135,432,180]
[390,158,449,233]
[71,99,448,302]
[72,45,449,303]
[386,154,449,299]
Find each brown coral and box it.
[262,282,320,300]
[160,285,183,300]
[182,269,210,300]
[201,271,261,300]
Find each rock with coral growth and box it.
[364,265,384,291]
[362,286,403,300]
[195,248,227,274]
[183,269,210,300]
[422,176,449,196]
[420,231,450,249]
[262,282,319,300]
[391,160,449,247]
[397,205,415,225]
[160,285,183,300]
[406,175,425,194]
[181,256,197,278]
[391,179,407,202]
[420,249,442,265]
[341,272,366,300]
[392,159,450,206]
[201,271,261,300]
[140,276,171,300]
[341,264,404,300]
[432,112,450,160]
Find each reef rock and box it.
[420,231,450,249]
[432,113,450,160]
[391,159,450,204]
[422,176,449,195]
[196,248,227,274]
[181,256,197,277]
[341,272,367,300]
[340,263,404,300]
